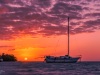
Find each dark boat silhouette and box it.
[45,17,81,63]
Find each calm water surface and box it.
[0,62,100,75]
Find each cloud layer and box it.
[0,0,100,39]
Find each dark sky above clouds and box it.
[0,0,100,40]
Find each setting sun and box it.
[24,57,28,61]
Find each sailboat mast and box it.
[68,17,70,56]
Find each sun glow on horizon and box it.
[24,57,28,61]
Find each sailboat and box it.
[44,17,81,63]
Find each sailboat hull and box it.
[45,56,80,63]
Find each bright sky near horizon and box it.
[0,0,100,61]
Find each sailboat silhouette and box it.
[44,17,81,63]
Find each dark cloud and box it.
[8,48,15,51]
[85,13,100,18]
[0,46,13,48]
[84,19,100,26]
[0,0,100,40]
[70,22,81,26]
[80,2,89,5]
[38,25,67,36]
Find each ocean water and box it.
[0,62,100,75]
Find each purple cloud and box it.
[0,0,100,40]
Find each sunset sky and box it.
[0,0,100,61]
